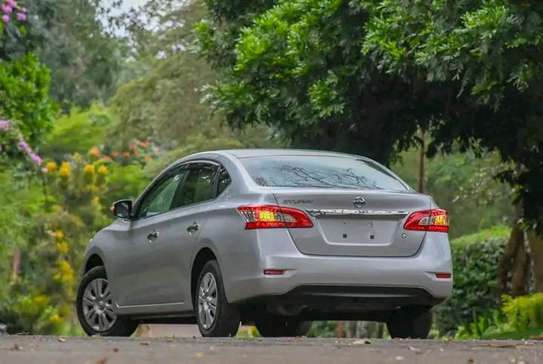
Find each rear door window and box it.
[217,167,232,195]
[171,163,219,209]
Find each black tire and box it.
[195,260,240,337]
[255,316,312,337]
[76,266,138,337]
[386,307,432,339]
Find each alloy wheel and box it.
[82,278,116,332]
[198,272,218,329]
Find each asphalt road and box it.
[1,334,543,364]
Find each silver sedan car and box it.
[76,149,452,338]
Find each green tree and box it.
[111,0,278,150]
[24,0,124,109]
[1,2,55,145]
[196,0,432,162]
[0,54,55,143]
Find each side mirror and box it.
[112,199,133,219]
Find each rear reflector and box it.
[237,205,313,229]
[404,209,449,233]
[435,272,452,279]
[263,269,287,276]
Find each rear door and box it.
[274,189,431,257]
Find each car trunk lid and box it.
[274,189,431,257]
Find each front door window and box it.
[137,172,184,218]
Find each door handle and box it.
[186,222,200,234]
[147,230,160,243]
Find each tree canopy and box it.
[22,0,124,109]
[110,0,278,154]
[197,0,427,162]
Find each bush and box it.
[502,293,543,331]
[434,226,510,335]
[456,293,543,339]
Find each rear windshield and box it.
[240,155,409,191]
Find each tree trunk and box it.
[528,231,543,292]
[510,233,530,296]
[336,321,345,338]
[497,203,531,296]
[417,129,425,193]
[10,248,21,283]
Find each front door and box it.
[115,167,186,307]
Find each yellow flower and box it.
[55,230,64,240]
[32,294,49,306]
[56,241,69,255]
[83,164,95,175]
[59,162,71,178]
[91,196,101,206]
[54,259,75,286]
[89,146,101,158]
[48,314,63,326]
[97,165,108,175]
[46,161,58,173]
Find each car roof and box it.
[166,149,374,173]
[214,149,366,160]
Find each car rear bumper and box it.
[225,230,452,306]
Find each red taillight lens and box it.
[404,209,449,233]
[237,205,313,230]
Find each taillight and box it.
[237,205,313,229]
[404,209,449,233]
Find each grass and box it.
[483,327,543,340]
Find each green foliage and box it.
[434,226,510,335]
[455,309,503,339]
[24,0,125,108]
[111,0,214,146]
[111,0,280,151]
[198,0,426,163]
[43,105,114,159]
[456,293,543,339]
[104,164,149,203]
[0,293,65,334]
[361,0,543,106]
[307,321,339,338]
[0,53,55,143]
[0,171,43,275]
[502,293,543,332]
[0,0,31,60]
[1,155,112,334]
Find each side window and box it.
[217,167,231,195]
[137,171,184,218]
[171,163,218,209]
